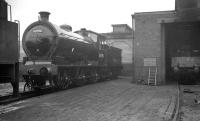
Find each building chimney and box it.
[39,11,50,22]
[175,0,200,21]
[0,0,8,21]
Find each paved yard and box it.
[0,82,25,96]
[0,77,177,121]
[179,85,200,121]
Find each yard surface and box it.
[179,85,200,121]
[0,77,177,121]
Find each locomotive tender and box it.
[22,12,122,90]
[0,0,19,95]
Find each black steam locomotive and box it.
[22,12,122,91]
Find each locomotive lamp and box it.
[173,66,179,72]
[194,64,199,72]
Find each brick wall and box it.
[133,11,176,84]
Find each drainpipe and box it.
[14,20,20,60]
[131,14,135,83]
[7,4,12,21]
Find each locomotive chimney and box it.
[39,11,50,22]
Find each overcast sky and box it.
[7,0,175,37]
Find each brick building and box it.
[102,24,133,76]
[132,0,200,84]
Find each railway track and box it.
[167,81,200,121]
[0,86,57,105]
[172,82,180,121]
[0,83,78,105]
[177,84,200,121]
[0,79,111,105]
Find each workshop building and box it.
[132,0,200,84]
[102,24,133,76]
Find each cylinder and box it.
[0,0,8,21]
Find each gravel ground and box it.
[179,85,200,121]
[0,77,177,121]
[0,82,25,96]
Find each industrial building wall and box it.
[133,11,176,84]
[106,38,132,75]
[102,24,133,76]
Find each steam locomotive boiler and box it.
[22,12,122,91]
